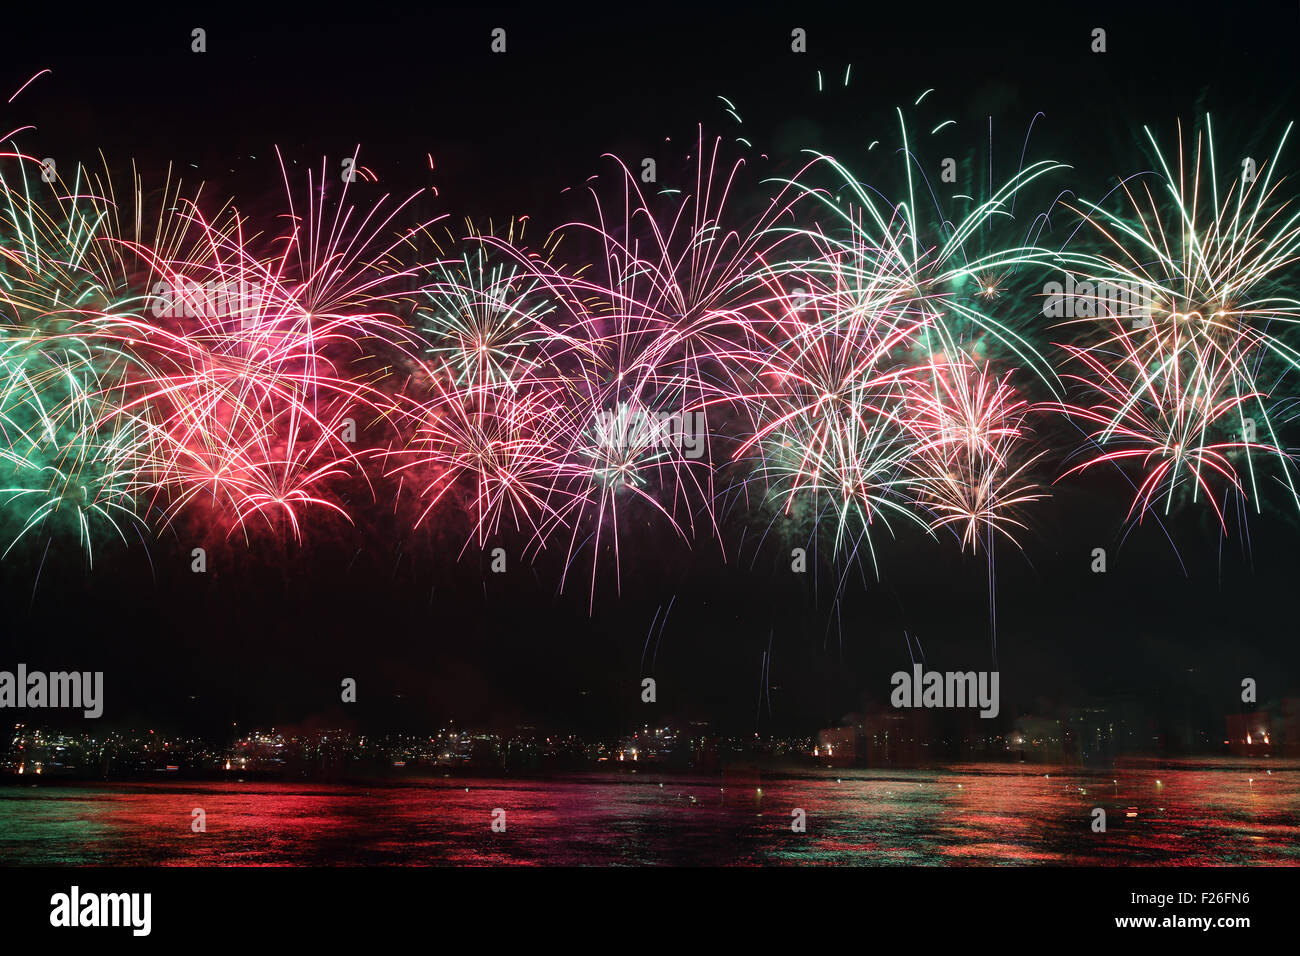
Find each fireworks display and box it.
[3,72,1299,600]
[1,7,1298,903]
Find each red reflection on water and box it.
[0,759,1294,865]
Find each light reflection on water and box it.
[0,759,1294,865]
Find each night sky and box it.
[3,2,1298,739]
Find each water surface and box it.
[0,759,1294,865]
